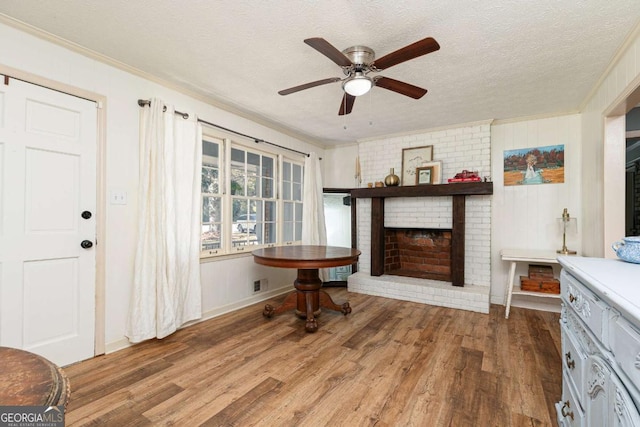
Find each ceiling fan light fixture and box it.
[343,72,372,96]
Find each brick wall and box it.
[384,228,452,281]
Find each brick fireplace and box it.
[385,228,452,281]
[346,122,493,314]
[347,183,493,313]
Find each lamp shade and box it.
[343,72,372,96]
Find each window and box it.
[230,146,277,248]
[201,138,222,255]
[200,135,303,257]
[282,160,303,243]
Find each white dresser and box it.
[557,256,640,426]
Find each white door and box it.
[0,77,97,366]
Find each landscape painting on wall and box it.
[503,144,565,186]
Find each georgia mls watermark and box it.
[0,406,64,427]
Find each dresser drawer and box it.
[561,269,608,344]
[561,321,586,395]
[556,372,585,427]
[610,314,640,403]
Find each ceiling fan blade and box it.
[374,77,428,99]
[278,77,341,95]
[373,37,440,70]
[338,93,356,115]
[304,38,353,67]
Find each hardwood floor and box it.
[64,289,561,426]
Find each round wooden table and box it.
[0,347,70,409]
[252,245,360,332]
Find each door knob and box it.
[81,240,93,249]
[81,211,92,219]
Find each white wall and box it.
[581,25,640,257]
[0,21,323,352]
[322,144,358,188]
[490,114,582,305]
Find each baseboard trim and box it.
[104,286,291,355]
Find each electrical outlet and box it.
[253,278,268,293]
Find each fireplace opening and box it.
[384,228,452,282]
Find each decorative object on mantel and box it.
[447,170,481,183]
[401,145,433,185]
[416,166,433,185]
[557,208,577,255]
[375,181,384,188]
[384,168,400,186]
[418,161,442,184]
[611,236,640,264]
[354,156,362,187]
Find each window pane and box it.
[231,148,245,163]
[283,224,293,242]
[230,170,244,196]
[263,156,274,178]
[295,203,303,221]
[293,164,302,182]
[284,202,293,221]
[283,182,290,200]
[232,198,248,221]
[283,162,291,180]
[201,224,221,251]
[203,141,219,158]
[264,201,276,221]
[264,222,276,244]
[230,148,245,196]
[247,175,258,197]
[262,177,273,198]
[295,222,302,241]
[202,166,219,194]
[202,196,222,223]
[293,183,302,201]
[247,152,260,171]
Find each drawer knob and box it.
[561,401,574,420]
[565,352,575,369]
[569,293,576,303]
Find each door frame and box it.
[0,63,107,356]
[603,74,640,258]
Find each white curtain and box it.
[126,98,203,343]
[301,152,328,280]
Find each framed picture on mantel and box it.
[401,145,433,185]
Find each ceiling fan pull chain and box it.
[369,90,373,126]
[343,96,347,129]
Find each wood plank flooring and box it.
[63,289,562,426]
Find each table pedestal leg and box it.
[262,268,351,332]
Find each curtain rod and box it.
[137,99,311,158]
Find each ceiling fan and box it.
[278,37,440,115]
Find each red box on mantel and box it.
[447,177,482,183]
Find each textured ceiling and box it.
[1,1,639,146]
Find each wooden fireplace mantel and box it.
[350,182,493,286]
